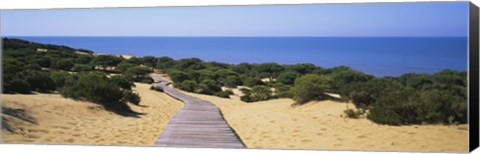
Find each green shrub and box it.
[175,80,198,92]
[240,95,253,102]
[156,56,175,70]
[50,71,73,88]
[33,56,53,68]
[255,63,284,82]
[92,55,122,70]
[273,83,293,98]
[174,58,205,70]
[224,89,234,95]
[329,70,373,93]
[141,78,154,84]
[72,64,94,72]
[197,79,222,94]
[398,73,434,89]
[344,108,362,119]
[123,66,152,81]
[244,77,265,87]
[292,74,330,104]
[241,85,272,102]
[418,85,467,124]
[141,56,157,67]
[52,59,74,71]
[168,69,189,83]
[349,91,374,110]
[367,89,421,125]
[214,91,231,98]
[150,86,164,92]
[239,88,251,95]
[277,71,299,85]
[75,55,92,64]
[110,75,134,90]
[347,78,405,109]
[23,70,57,93]
[284,63,316,75]
[116,62,136,73]
[5,78,30,93]
[224,75,242,88]
[122,91,141,105]
[60,72,124,106]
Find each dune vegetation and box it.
[1,38,469,151]
[3,38,154,117]
[2,37,468,127]
[156,54,467,126]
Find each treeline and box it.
[2,38,154,116]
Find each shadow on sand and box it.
[1,107,38,133]
[102,103,146,118]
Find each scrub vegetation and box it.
[2,38,467,125]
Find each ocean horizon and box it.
[5,36,468,77]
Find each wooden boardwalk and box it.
[150,74,245,148]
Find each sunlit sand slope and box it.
[1,83,183,146]
[183,92,468,152]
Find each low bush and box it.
[292,74,330,104]
[52,59,74,71]
[141,78,154,84]
[244,77,265,87]
[5,78,30,93]
[150,86,164,92]
[344,108,363,119]
[240,85,272,102]
[175,80,197,92]
[72,64,94,72]
[239,87,251,94]
[277,71,299,85]
[196,79,222,95]
[224,89,234,95]
[110,75,134,90]
[224,75,242,88]
[123,66,152,81]
[366,91,421,125]
[23,70,56,93]
[60,72,124,105]
[122,91,141,106]
[273,83,293,98]
[50,71,74,88]
[214,91,231,98]
[240,95,253,102]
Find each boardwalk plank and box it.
[150,74,245,148]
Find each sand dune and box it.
[1,80,470,152]
[182,92,469,153]
[1,83,183,146]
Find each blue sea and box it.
[9,37,467,77]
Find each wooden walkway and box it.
[150,74,245,148]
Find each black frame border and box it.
[469,2,479,152]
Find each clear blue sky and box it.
[1,2,469,37]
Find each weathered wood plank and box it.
[150,74,245,148]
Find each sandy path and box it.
[182,92,469,153]
[1,83,183,146]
